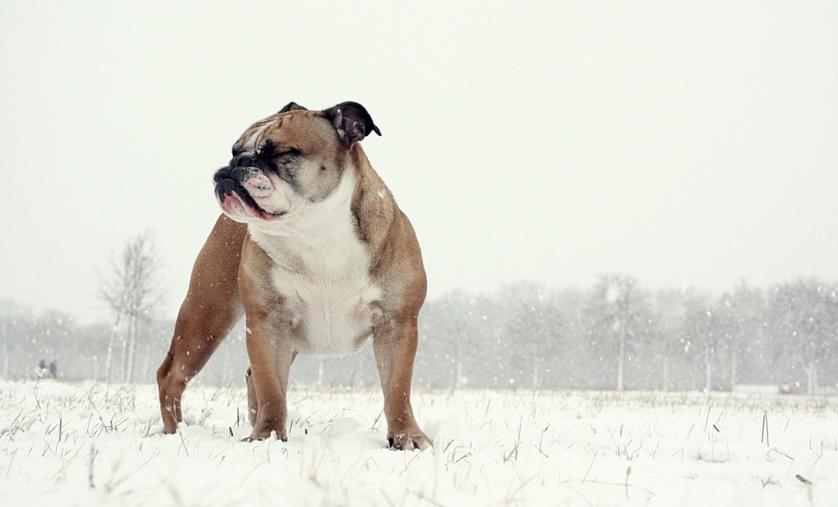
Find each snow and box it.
[0,380,836,506]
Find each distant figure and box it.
[35,359,57,379]
[37,359,48,378]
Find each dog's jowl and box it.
[156,101,430,450]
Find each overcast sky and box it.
[1,0,836,323]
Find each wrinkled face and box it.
[213,109,348,226]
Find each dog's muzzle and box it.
[214,153,287,219]
[214,153,264,197]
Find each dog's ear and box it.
[323,101,381,144]
[278,102,307,113]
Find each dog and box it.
[156,101,430,450]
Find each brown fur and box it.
[157,105,430,449]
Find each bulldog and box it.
[156,101,430,450]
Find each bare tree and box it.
[1,320,7,379]
[585,274,652,391]
[1,313,10,379]
[651,289,689,391]
[770,280,837,394]
[501,282,560,390]
[99,232,163,383]
[715,281,765,389]
[0,300,31,379]
[681,291,718,391]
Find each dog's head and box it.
[213,101,380,225]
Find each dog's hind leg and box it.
[156,215,246,434]
[373,315,432,451]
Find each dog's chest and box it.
[250,206,381,355]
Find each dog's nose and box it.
[213,166,231,183]
[232,154,254,168]
[230,166,253,182]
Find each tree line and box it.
[1,235,836,394]
[416,276,838,394]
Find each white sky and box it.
[1,0,836,323]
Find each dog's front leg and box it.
[373,318,432,450]
[244,320,294,441]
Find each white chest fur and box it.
[248,169,382,355]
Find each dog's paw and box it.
[388,432,432,451]
[241,431,287,442]
[242,423,287,442]
[160,425,178,435]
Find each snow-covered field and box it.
[0,380,835,506]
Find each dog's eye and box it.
[255,140,276,159]
[277,147,302,158]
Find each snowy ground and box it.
[0,381,836,506]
